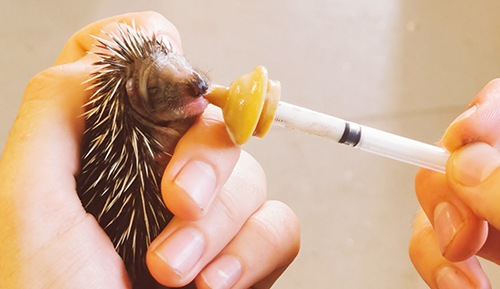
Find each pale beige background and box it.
[2,1,500,288]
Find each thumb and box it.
[447,142,500,228]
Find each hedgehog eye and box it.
[147,86,158,96]
[146,72,159,100]
[138,61,161,103]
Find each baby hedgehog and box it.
[77,22,209,288]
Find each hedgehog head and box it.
[125,51,209,125]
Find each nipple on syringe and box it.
[204,66,281,145]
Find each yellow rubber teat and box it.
[204,66,281,145]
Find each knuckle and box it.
[24,64,83,102]
[215,153,268,226]
[267,200,300,238]
[249,201,300,259]
[237,151,267,197]
[248,213,282,253]
[222,151,267,211]
[216,190,245,228]
[25,68,60,100]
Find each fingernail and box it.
[450,142,500,187]
[444,105,477,135]
[154,227,205,276]
[453,105,477,126]
[175,160,217,210]
[433,202,464,256]
[436,266,474,289]
[201,255,242,289]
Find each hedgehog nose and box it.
[188,76,209,98]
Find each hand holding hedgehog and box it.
[0,12,299,289]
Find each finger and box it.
[55,11,182,65]
[409,210,490,289]
[477,224,500,265]
[147,151,267,287]
[162,105,241,220]
[443,78,500,152]
[447,143,500,228]
[414,79,500,262]
[195,201,300,289]
[0,61,92,247]
[415,168,488,261]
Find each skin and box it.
[410,79,500,288]
[0,12,300,289]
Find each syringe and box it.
[273,101,449,173]
[205,66,450,174]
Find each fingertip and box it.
[55,11,183,65]
[161,110,241,220]
[433,202,488,262]
[447,143,500,188]
[146,246,183,287]
[137,10,183,52]
[414,167,487,261]
[442,105,478,152]
[161,160,216,220]
[409,210,489,289]
[196,255,243,289]
[443,78,500,151]
[473,78,500,105]
[435,266,476,289]
[146,226,205,287]
[446,142,500,227]
[194,201,298,289]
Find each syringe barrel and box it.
[274,102,346,141]
[357,125,449,173]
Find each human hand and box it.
[409,79,500,288]
[0,12,300,289]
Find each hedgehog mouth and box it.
[180,96,209,116]
[131,95,209,128]
[151,96,209,126]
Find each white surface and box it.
[274,102,347,141]
[274,102,450,173]
[2,1,500,288]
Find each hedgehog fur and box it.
[76,22,209,288]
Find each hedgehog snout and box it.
[187,73,209,98]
